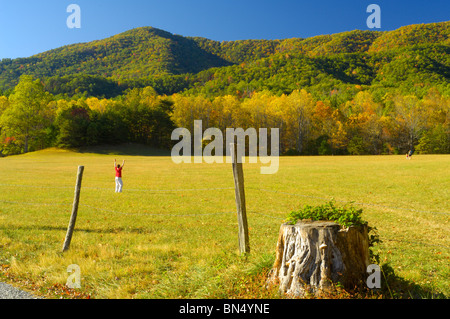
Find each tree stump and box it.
[267,220,370,297]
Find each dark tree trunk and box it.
[24,135,29,153]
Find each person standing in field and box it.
[114,159,125,193]
[406,148,414,160]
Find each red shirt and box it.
[115,167,122,178]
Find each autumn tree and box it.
[392,94,428,152]
[310,101,336,154]
[283,89,316,153]
[211,95,241,131]
[416,89,450,153]
[344,91,384,154]
[0,75,53,153]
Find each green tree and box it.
[55,103,91,148]
[0,75,53,153]
[416,124,450,154]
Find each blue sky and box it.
[0,0,448,59]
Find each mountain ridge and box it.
[0,21,449,98]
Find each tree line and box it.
[0,75,448,156]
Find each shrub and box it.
[286,201,381,263]
[286,200,366,227]
[0,136,22,156]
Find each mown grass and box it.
[0,145,448,299]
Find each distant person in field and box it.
[114,159,125,193]
[406,149,414,160]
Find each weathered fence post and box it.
[230,143,250,255]
[62,166,84,252]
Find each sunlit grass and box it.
[0,146,448,298]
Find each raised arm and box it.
[121,160,125,168]
[114,159,117,168]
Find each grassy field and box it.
[0,145,448,299]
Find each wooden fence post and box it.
[230,143,250,255]
[62,166,84,252]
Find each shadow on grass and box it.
[380,263,447,299]
[75,143,171,156]
[249,254,448,299]
[0,225,154,235]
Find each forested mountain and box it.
[0,21,449,98]
[368,21,450,52]
[1,21,449,157]
[0,27,232,94]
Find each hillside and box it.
[0,27,232,94]
[368,21,450,52]
[0,21,449,98]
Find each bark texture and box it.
[267,220,370,297]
